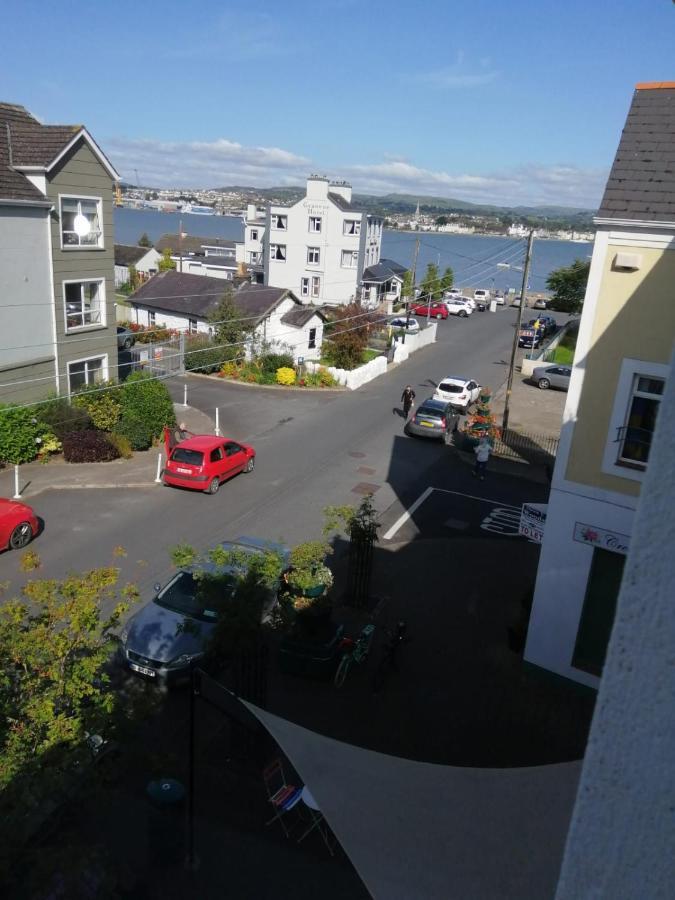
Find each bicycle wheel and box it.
[334,655,352,688]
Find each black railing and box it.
[491,429,559,465]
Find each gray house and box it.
[0,102,119,403]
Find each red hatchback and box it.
[410,302,449,320]
[0,498,39,551]
[163,435,255,494]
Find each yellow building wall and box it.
[565,243,675,495]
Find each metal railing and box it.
[491,428,559,464]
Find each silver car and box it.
[531,365,571,391]
[405,398,460,442]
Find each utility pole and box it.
[403,238,420,345]
[501,230,534,435]
[178,218,183,274]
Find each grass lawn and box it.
[552,344,575,364]
[362,348,382,363]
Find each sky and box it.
[1,0,674,209]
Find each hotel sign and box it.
[519,503,547,543]
[573,522,630,555]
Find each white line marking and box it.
[383,487,434,540]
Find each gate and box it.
[129,335,184,377]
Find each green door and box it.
[572,549,626,676]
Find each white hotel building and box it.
[243,175,396,307]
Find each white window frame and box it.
[67,354,107,395]
[601,357,669,483]
[343,219,361,236]
[271,214,287,230]
[311,276,320,299]
[300,277,310,297]
[308,327,317,349]
[148,311,156,327]
[63,278,106,332]
[59,194,104,250]
[341,249,358,268]
[250,229,258,241]
[188,318,198,333]
[270,243,286,262]
[309,216,322,233]
[307,246,320,265]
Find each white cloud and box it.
[106,135,604,208]
[408,51,499,89]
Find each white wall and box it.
[259,296,324,362]
[306,355,388,389]
[130,306,211,334]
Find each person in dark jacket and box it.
[401,385,416,418]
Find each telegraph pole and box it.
[501,230,534,434]
[403,238,420,344]
[178,218,183,273]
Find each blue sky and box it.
[2,0,673,207]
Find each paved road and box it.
[1,307,553,603]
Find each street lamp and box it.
[498,232,535,434]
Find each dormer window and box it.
[60,196,103,248]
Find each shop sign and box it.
[573,522,630,555]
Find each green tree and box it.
[440,266,454,293]
[436,216,449,226]
[137,233,152,248]
[157,248,175,272]
[323,303,376,370]
[420,262,441,301]
[546,259,590,314]
[401,269,414,303]
[200,286,251,366]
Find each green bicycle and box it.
[334,624,376,688]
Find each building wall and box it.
[258,297,323,362]
[565,237,675,496]
[0,206,55,391]
[46,138,117,395]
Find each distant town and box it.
[118,182,596,243]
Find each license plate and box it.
[176,467,191,474]
[130,663,156,677]
[420,421,434,428]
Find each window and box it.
[308,327,316,349]
[341,249,358,268]
[301,277,310,297]
[68,356,105,392]
[270,244,286,261]
[307,246,320,265]
[616,375,664,468]
[271,215,287,230]
[210,447,224,462]
[250,229,258,241]
[60,196,103,248]
[64,280,104,330]
[189,318,198,333]
[311,276,320,298]
[148,311,156,327]
[248,251,262,265]
[309,216,322,233]
[343,219,360,236]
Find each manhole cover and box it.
[352,482,380,495]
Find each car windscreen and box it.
[417,406,443,419]
[438,383,463,393]
[171,448,204,466]
[155,571,238,622]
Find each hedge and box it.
[119,371,175,441]
[0,405,47,465]
[62,430,120,463]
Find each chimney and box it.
[306,174,329,200]
[246,203,257,220]
[329,180,352,205]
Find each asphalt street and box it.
[1,306,560,605]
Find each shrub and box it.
[36,432,62,462]
[108,433,134,459]
[34,397,91,438]
[259,352,294,374]
[62,430,120,463]
[185,335,234,374]
[276,367,296,386]
[317,367,336,387]
[119,371,175,442]
[72,382,122,432]
[115,413,154,451]
[219,361,241,378]
[258,370,276,385]
[0,405,45,464]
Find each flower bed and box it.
[217,360,337,388]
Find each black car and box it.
[404,398,460,442]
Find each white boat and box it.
[181,204,216,215]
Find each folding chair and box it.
[263,759,303,837]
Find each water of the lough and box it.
[114,207,592,293]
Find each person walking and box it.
[401,385,416,419]
[473,435,491,480]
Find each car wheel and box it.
[243,457,255,473]
[459,310,467,318]
[9,522,33,550]
[538,378,550,390]
[123,337,133,350]
[206,476,220,494]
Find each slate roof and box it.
[155,233,238,254]
[115,244,153,267]
[328,191,353,211]
[281,305,328,327]
[597,83,675,223]
[362,258,408,283]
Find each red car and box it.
[163,435,255,494]
[0,498,39,551]
[410,302,449,320]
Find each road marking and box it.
[480,506,522,535]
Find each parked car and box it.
[404,398,460,442]
[433,376,481,410]
[533,298,548,310]
[390,316,420,333]
[511,295,526,307]
[493,291,505,305]
[531,365,571,391]
[474,289,490,303]
[524,316,556,338]
[0,498,39,551]
[445,299,473,318]
[444,288,463,299]
[518,328,543,349]
[163,435,255,494]
[410,302,449,320]
[121,537,289,683]
[116,326,135,350]
[456,296,476,310]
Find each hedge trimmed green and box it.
[0,405,46,464]
[120,371,175,442]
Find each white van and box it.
[474,289,490,302]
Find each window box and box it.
[60,196,103,248]
[64,279,105,331]
[307,247,320,265]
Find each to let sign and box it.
[519,503,547,543]
[573,522,630,555]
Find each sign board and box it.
[519,503,547,543]
[297,356,304,365]
[573,522,630,555]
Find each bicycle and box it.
[334,623,376,688]
[372,621,408,693]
